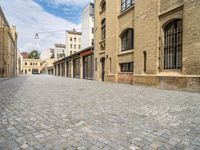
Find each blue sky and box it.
[33,0,83,24]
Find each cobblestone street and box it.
[0,75,200,150]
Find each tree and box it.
[28,50,40,59]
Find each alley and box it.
[0,76,200,150]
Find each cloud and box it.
[47,0,93,7]
[0,0,81,53]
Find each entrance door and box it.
[101,58,105,81]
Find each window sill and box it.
[99,39,106,44]
[118,4,135,18]
[118,72,133,74]
[99,9,106,15]
[118,49,134,56]
[99,51,105,54]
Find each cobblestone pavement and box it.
[0,75,200,150]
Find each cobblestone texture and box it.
[0,75,200,150]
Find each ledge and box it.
[99,39,106,44]
[159,4,183,18]
[118,5,135,18]
[118,49,134,56]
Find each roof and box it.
[21,52,29,59]
[54,46,94,64]
[66,29,82,35]
[0,7,10,27]
[55,44,66,48]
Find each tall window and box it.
[121,29,134,51]
[101,19,106,40]
[101,1,106,11]
[121,0,134,12]
[164,19,183,69]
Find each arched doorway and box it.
[100,57,105,81]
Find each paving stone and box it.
[0,75,200,149]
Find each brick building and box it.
[0,7,17,77]
[94,0,200,92]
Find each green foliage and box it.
[58,53,65,59]
[28,50,40,59]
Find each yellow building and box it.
[0,7,17,77]
[22,59,43,75]
[94,0,200,92]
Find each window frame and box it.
[121,0,134,12]
[121,29,134,51]
[101,19,106,40]
[164,19,183,70]
[120,62,134,72]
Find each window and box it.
[91,39,94,46]
[70,51,72,55]
[74,38,77,42]
[30,62,32,66]
[70,37,73,41]
[121,0,134,12]
[95,58,98,71]
[121,29,134,51]
[101,19,106,40]
[70,44,72,49]
[25,62,27,65]
[78,45,81,49]
[74,44,77,49]
[101,1,106,11]
[164,19,182,69]
[143,51,147,73]
[109,58,112,73]
[120,62,133,72]
[91,28,94,34]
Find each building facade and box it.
[54,44,66,60]
[94,0,200,92]
[22,59,43,75]
[0,7,17,77]
[54,47,94,80]
[81,2,95,49]
[65,29,82,56]
[41,58,55,75]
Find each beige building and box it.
[65,29,82,56]
[41,58,55,75]
[0,7,17,77]
[94,0,200,92]
[22,59,43,75]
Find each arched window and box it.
[101,1,106,11]
[101,19,106,40]
[121,29,134,51]
[164,19,183,69]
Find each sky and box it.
[0,0,93,55]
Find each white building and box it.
[65,29,82,57]
[54,44,66,60]
[40,48,54,60]
[81,3,94,49]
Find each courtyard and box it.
[0,75,200,150]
